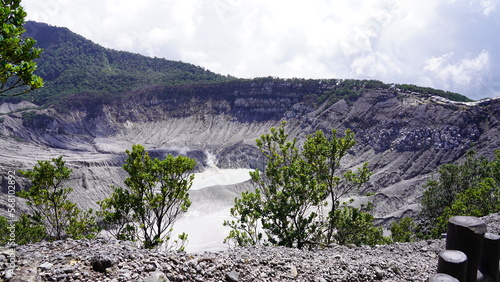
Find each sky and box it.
[23,0,500,100]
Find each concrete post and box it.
[437,250,468,282]
[429,273,460,282]
[446,216,487,282]
[479,233,500,282]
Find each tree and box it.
[420,150,500,238]
[303,128,371,244]
[100,144,195,249]
[0,0,43,96]
[224,122,375,249]
[432,177,500,237]
[18,156,99,240]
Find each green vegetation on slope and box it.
[419,150,500,238]
[17,156,100,241]
[18,21,231,105]
[396,84,473,102]
[1,22,473,108]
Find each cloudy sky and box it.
[23,0,500,100]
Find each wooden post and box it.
[437,250,468,282]
[429,273,460,282]
[446,216,487,282]
[479,233,500,282]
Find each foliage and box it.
[390,216,417,243]
[432,177,500,237]
[224,122,375,249]
[15,214,47,244]
[21,111,54,127]
[100,144,196,249]
[99,185,137,241]
[0,0,43,96]
[4,21,473,108]
[0,215,10,245]
[12,21,229,105]
[396,84,472,102]
[17,156,100,240]
[420,150,500,238]
[0,214,47,245]
[332,203,390,246]
[223,189,263,248]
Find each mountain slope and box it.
[18,21,230,105]
[2,77,499,215]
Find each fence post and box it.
[429,273,460,282]
[446,216,487,282]
[438,250,468,282]
[479,232,500,282]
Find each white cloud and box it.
[22,0,500,99]
[479,0,497,15]
[424,50,490,90]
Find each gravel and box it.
[2,214,499,281]
[1,238,445,281]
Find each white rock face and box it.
[0,101,37,114]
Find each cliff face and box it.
[1,79,499,224]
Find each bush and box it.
[332,204,390,247]
[224,122,380,250]
[18,156,100,241]
[420,150,500,238]
[390,217,417,243]
[432,178,500,237]
[100,144,195,249]
[0,214,48,246]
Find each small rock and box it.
[374,267,385,280]
[62,266,76,274]
[226,270,239,282]
[142,271,168,282]
[38,262,54,271]
[91,254,115,273]
[3,269,13,280]
[144,263,157,272]
[290,264,298,277]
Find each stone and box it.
[38,262,54,271]
[428,273,460,282]
[3,269,13,280]
[91,254,116,273]
[225,270,239,282]
[374,267,385,280]
[142,271,169,282]
[290,264,298,277]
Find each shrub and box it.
[18,156,100,240]
[100,144,195,249]
[224,122,380,250]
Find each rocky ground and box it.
[1,238,444,282]
[1,214,499,282]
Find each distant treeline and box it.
[0,22,472,107]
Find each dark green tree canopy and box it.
[0,0,43,96]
